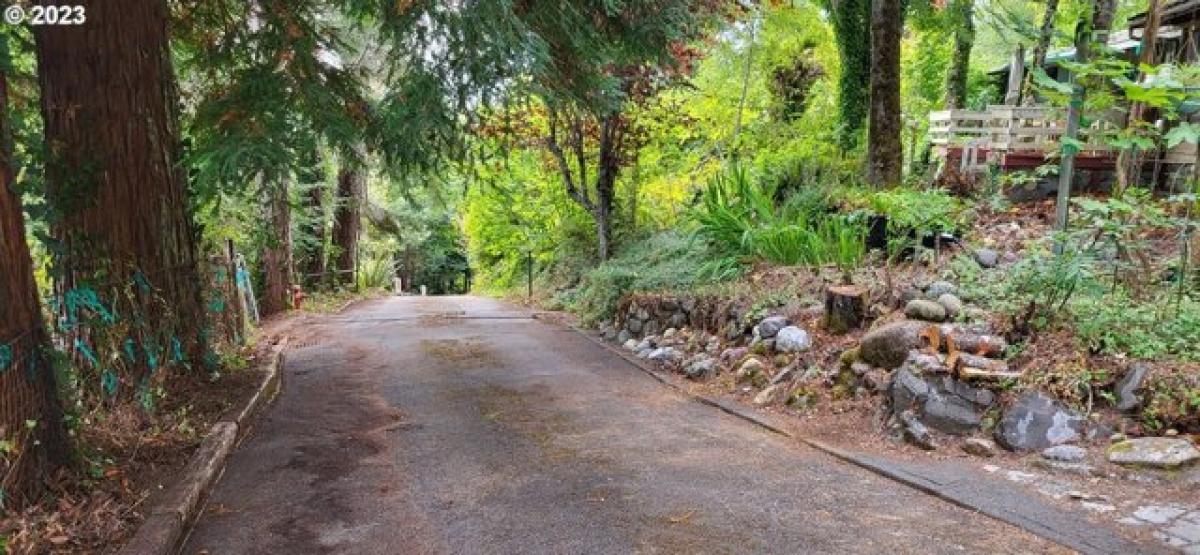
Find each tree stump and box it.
[824,285,868,334]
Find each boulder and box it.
[963,438,996,457]
[668,312,688,329]
[617,329,632,344]
[921,393,982,435]
[1114,362,1150,412]
[647,347,683,364]
[1107,437,1200,469]
[905,299,947,322]
[1041,445,1087,463]
[683,356,718,380]
[995,391,1089,452]
[900,411,936,450]
[890,367,930,411]
[936,294,964,318]
[663,328,677,339]
[932,375,994,408]
[859,321,931,369]
[925,280,958,299]
[753,384,785,406]
[973,248,999,268]
[863,370,891,393]
[719,347,749,365]
[602,326,618,341]
[622,338,639,351]
[627,318,644,334]
[774,326,812,353]
[756,315,790,339]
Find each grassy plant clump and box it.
[691,166,866,277]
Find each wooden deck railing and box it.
[928,105,1114,153]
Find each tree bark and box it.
[944,0,976,110]
[546,107,624,261]
[868,0,904,188]
[0,57,71,508]
[35,0,208,374]
[259,177,292,316]
[1021,0,1061,105]
[832,0,872,150]
[823,285,868,333]
[332,166,364,287]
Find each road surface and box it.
[184,295,1065,554]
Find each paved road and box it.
[184,296,1066,554]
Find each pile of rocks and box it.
[618,312,823,409]
[901,280,981,323]
[603,282,1200,475]
[608,297,705,344]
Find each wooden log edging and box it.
[118,336,288,555]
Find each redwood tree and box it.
[868,0,904,187]
[1,51,70,505]
[332,163,364,286]
[35,0,208,373]
[259,177,293,316]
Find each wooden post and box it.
[823,285,868,333]
[1004,45,1025,106]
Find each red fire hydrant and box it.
[292,284,306,310]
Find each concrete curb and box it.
[118,337,289,555]
[564,323,1153,555]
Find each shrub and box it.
[691,166,866,276]
[567,230,720,323]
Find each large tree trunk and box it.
[944,0,976,109]
[868,0,904,187]
[0,58,71,508]
[35,0,208,377]
[259,177,292,316]
[1021,0,1061,105]
[593,115,623,261]
[299,182,326,287]
[332,166,364,287]
[832,0,872,150]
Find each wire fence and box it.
[0,246,257,504]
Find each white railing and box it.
[929,105,1115,153]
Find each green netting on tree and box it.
[123,338,138,362]
[146,342,160,372]
[101,370,118,396]
[74,338,99,368]
[0,344,12,373]
[56,287,115,330]
[171,337,185,363]
[132,271,152,293]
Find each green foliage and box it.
[841,186,966,232]
[565,230,722,323]
[955,238,1200,362]
[691,166,866,275]
[828,0,870,149]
